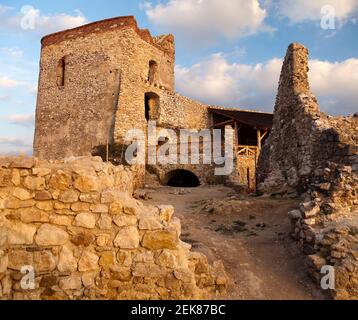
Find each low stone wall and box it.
[0,156,227,300]
[289,206,358,299]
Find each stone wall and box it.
[257,43,358,299]
[34,16,175,160]
[0,156,227,300]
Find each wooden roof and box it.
[209,108,273,130]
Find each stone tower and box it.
[34,16,175,160]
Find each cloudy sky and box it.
[0,0,357,155]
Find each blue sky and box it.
[0,0,357,155]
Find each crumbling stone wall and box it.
[0,156,227,300]
[258,43,358,299]
[257,43,357,212]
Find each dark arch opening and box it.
[145,92,159,121]
[164,170,200,188]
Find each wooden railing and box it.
[237,145,259,157]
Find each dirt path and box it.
[144,184,328,300]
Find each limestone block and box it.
[158,205,174,222]
[141,228,179,250]
[20,207,49,223]
[11,170,21,186]
[114,226,140,249]
[58,245,78,272]
[23,176,46,191]
[74,175,99,193]
[7,221,37,245]
[97,214,112,230]
[71,231,95,247]
[50,214,72,226]
[300,201,320,218]
[11,157,34,169]
[74,212,96,229]
[0,169,12,187]
[6,199,36,209]
[49,170,72,190]
[32,168,52,177]
[34,191,52,201]
[59,190,79,203]
[8,250,33,270]
[59,275,82,290]
[138,214,163,230]
[34,251,56,272]
[35,224,69,246]
[71,202,90,212]
[113,215,138,228]
[13,187,33,200]
[78,251,99,272]
[109,202,123,215]
[90,204,108,213]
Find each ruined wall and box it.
[0,156,227,300]
[257,43,358,212]
[34,16,175,160]
[258,43,358,299]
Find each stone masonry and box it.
[257,43,358,299]
[0,156,227,300]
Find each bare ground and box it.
[143,184,329,300]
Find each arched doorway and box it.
[164,170,200,188]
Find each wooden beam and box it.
[234,121,238,145]
[259,130,268,142]
[211,119,235,128]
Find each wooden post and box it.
[106,139,109,163]
[234,121,238,145]
[257,129,262,150]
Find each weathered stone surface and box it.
[158,205,174,222]
[11,157,34,169]
[34,191,52,201]
[13,187,33,200]
[78,251,99,271]
[0,169,12,187]
[11,170,21,186]
[34,251,56,272]
[74,212,96,229]
[71,231,95,247]
[300,202,320,218]
[59,190,79,203]
[114,226,139,249]
[138,214,163,230]
[113,215,138,228]
[20,207,49,223]
[97,214,112,230]
[59,275,82,290]
[32,168,52,177]
[71,202,90,212]
[58,245,78,272]
[142,228,179,250]
[8,250,33,270]
[109,202,123,215]
[6,199,36,209]
[90,203,108,213]
[49,171,72,190]
[50,214,72,226]
[36,201,53,211]
[7,222,37,245]
[23,176,46,191]
[74,175,99,193]
[35,224,69,246]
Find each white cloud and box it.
[0,136,32,155]
[144,0,272,44]
[0,6,87,36]
[276,0,358,24]
[175,54,358,115]
[0,47,23,59]
[0,75,20,88]
[5,114,35,127]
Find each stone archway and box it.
[163,169,200,188]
